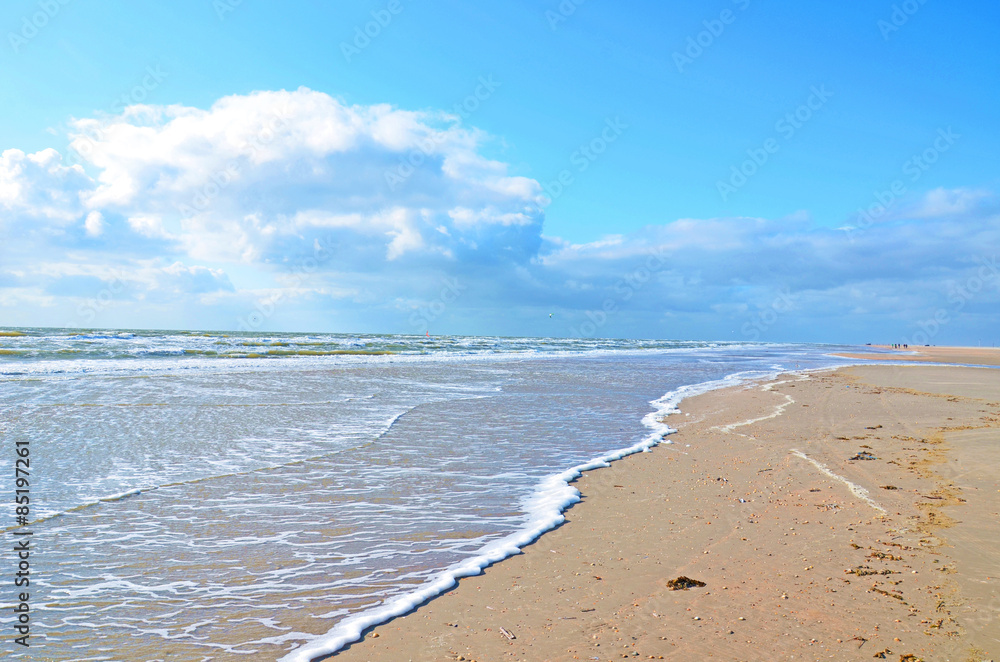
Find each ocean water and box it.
[0,329,861,660]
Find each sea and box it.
[0,328,867,660]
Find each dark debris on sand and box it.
[666,576,706,590]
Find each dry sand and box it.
[325,361,1000,662]
[837,346,1000,367]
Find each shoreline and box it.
[323,360,1000,662]
[280,371,764,661]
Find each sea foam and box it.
[277,370,763,661]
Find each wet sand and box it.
[325,361,1000,662]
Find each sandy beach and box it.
[836,346,1000,367]
[328,359,1000,662]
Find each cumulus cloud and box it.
[126,214,171,239]
[0,88,549,328]
[84,211,105,237]
[0,87,997,342]
[0,148,92,223]
[65,87,544,267]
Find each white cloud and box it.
[907,187,992,218]
[58,87,546,268]
[127,214,169,238]
[0,148,91,223]
[157,261,234,295]
[448,206,536,228]
[84,211,105,237]
[0,87,997,342]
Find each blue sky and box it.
[1,0,999,343]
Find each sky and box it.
[1,0,999,344]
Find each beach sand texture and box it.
[837,346,1000,367]
[328,364,1000,662]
